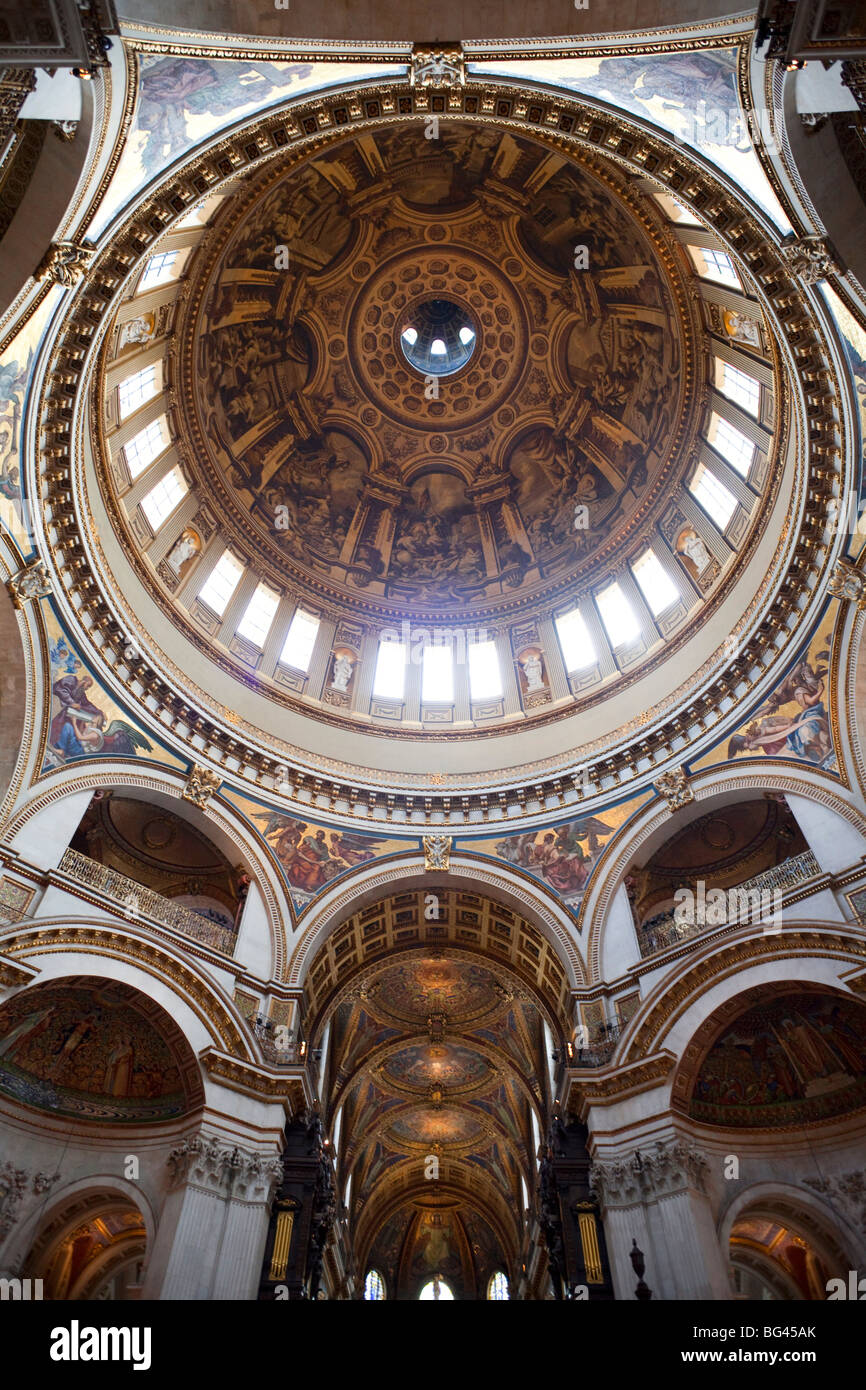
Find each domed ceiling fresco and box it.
[178,121,695,623]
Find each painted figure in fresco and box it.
[135,58,313,175]
[728,653,833,767]
[44,1014,98,1079]
[0,1005,55,1060]
[104,1038,135,1097]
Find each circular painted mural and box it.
[175,120,697,623]
[386,1104,486,1149]
[369,956,505,1024]
[0,982,192,1122]
[380,1042,493,1094]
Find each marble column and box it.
[591,1138,732,1301]
[144,1135,282,1300]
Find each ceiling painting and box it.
[225,789,410,912]
[458,789,651,912]
[170,119,700,632]
[90,55,406,237]
[470,48,792,229]
[0,289,61,552]
[687,991,866,1130]
[42,608,181,774]
[0,980,198,1122]
[693,606,839,774]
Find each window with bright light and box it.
[364,1270,386,1301]
[140,467,187,531]
[280,608,320,672]
[596,582,640,647]
[422,643,453,702]
[718,362,760,416]
[118,364,158,420]
[688,246,741,288]
[631,549,679,616]
[373,640,406,699]
[237,582,280,647]
[124,417,168,479]
[488,1272,509,1301]
[430,338,447,356]
[689,463,737,529]
[419,1279,454,1301]
[138,251,179,292]
[198,549,244,617]
[710,414,755,477]
[468,640,502,700]
[555,608,596,672]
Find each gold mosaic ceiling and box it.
[176,120,699,624]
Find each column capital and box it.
[591,1138,709,1208]
[167,1135,283,1202]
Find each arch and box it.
[614,923,866,1074]
[3,1173,158,1287]
[0,919,256,1064]
[286,851,585,990]
[2,764,289,979]
[719,1181,863,1285]
[579,765,866,981]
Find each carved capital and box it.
[590,1140,709,1209]
[167,1135,282,1202]
[654,766,694,812]
[804,1172,866,1234]
[182,763,222,809]
[0,1162,60,1240]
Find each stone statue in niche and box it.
[521,651,546,693]
[676,526,713,580]
[722,309,762,350]
[165,528,202,578]
[330,652,354,693]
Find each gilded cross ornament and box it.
[182,764,222,809]
[654,766,694,812]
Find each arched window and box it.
[364,1269,386,1300]
[488,1271,509,1300]
[419,1277,454,1300]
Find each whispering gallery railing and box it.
[635,849,822,958]
[59,847,236,956]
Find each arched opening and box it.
[22,1190,146,1302]
[488,1270,509,1300]
[65,790,250,956]
[624,793,815,958]
[363,1269,386,1300]
[729,1207,839,1301]
[301,887,573,1300]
